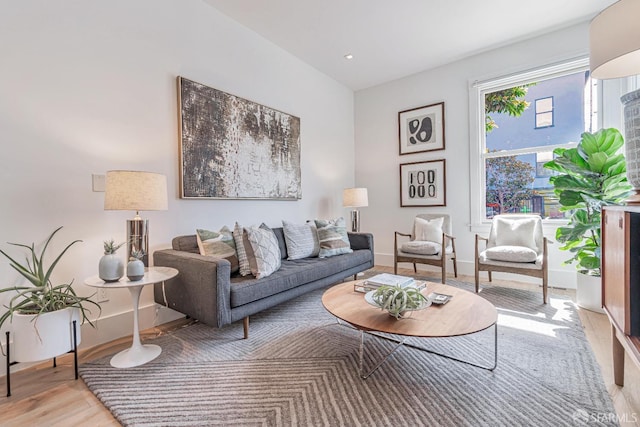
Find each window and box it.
[469,57,598,226]
[535,97,554,128]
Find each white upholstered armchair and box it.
[475,214,548,303]
[394,213,458,284]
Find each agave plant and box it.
[372,284,428,319]
[129,249,145,262]
[103,238,125,255]
[544,128,632,276]
[0,226,101,330]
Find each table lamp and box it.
[590,0,640,203]
[104,170,168,266]
[343,187,368,232]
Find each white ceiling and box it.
[203,0,616,91]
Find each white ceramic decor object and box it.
[11,307,81,362]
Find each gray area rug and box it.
[79,275,618,427]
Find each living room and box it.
[2,0,640,425]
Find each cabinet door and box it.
[602,209,627,333]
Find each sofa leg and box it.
[243,317,249,339]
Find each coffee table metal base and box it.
[335,320,498,379]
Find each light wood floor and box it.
[1,266,638,426]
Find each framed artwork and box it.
[398,102,445,155]
[400,159,446,207]
[178,76,301,200]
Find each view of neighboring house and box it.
[484,71,595,219]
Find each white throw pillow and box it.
[414,216,444,243]
[401,240,441,255]
[494,217,537,251]
[243,224,282,279]
[484,246,538,263]
[282,220,320,260]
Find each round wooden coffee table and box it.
[322,280,498,378]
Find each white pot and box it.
[576,272,604,314]
[99,253,124,282]
[10,307,82,363]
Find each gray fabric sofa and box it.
[153,228,374,337]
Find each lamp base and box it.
[350,210,360,233]
[127,219,149,266]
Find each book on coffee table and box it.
[354,273,425,293]
[364,273,415,288]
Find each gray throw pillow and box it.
[282,220,320,260]
[314,217,353,258]
[243,224,282,279]
[233,222,252,276]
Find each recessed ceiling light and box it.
[344,53,354,60]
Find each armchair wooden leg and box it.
[474,262,480,294]
[542,275,548,304]
[243,317,249,339]
[452,257,458,278]
[441,258,446,284]
[488,271,493,282]
[413,263,417,273]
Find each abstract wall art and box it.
[178,77,301,200]
[398,102,445,155]
[399,159,446,207]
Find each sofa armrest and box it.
[348,232,374,253]
[153,249,232,327]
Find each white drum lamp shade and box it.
[104,171,168,265]
[589,0,640,80]
[343,188,368,232]
[590,0,640,203]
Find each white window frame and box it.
[468,56,591,230]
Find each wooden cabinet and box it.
[602,206,640,386]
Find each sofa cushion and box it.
[230,249,372,307]
[195,227,239,273]
[401,240,440,255]
[282,220,320,260]
[243,224,281,279]
[484,246,538,263]
[314,217,353,258]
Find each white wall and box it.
[0,0,355,359]
[354,22,627,289]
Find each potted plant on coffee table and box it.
[0,226,101,362]
[544,128,632,312]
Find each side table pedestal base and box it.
[110,344,161,368]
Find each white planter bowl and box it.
[10,307,81,362]
[576,272,604,314]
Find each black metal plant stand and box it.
[5,320,78,397]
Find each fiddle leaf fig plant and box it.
[0,226,101,331]
[543,128,632,276]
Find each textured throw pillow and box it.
[314,217,353,258]
[494,217,537,251]
[282,220,320,260]
[401,240,441,256]
[485,246,538,263]
[414,216,444,243]
[196,226,239,273]
[243,224,282,279]
[233,222,252,276]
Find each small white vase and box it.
[99,254,124,282]
[127,259,145,281]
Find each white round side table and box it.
[84,266,178,368]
